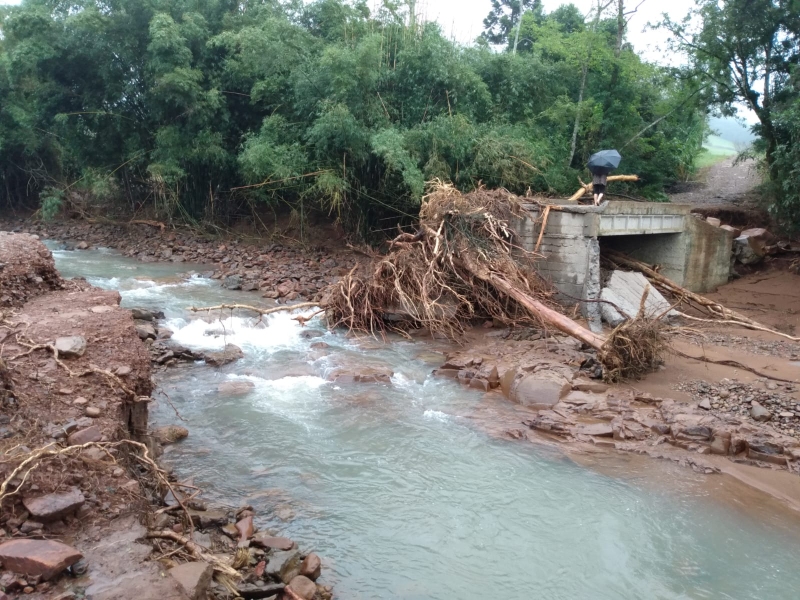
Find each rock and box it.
[236,582,285,599]
[720,224,741,237]
[130,308,161,321]
[23,488,85,522]
[710,432,731,455]
[675,426,713,441]
[251,535,295,551]
[221,523,239,539]
[299,553,321,581]
[705,217,721,227]
[222,275,243,290]
[779,411,795,418]
[235,515,254,541]
[20,520,43,534]
[75,241,89,250]
[134,322,157,340]
[169,561,213,600]
[187,509,228,529]
[265,548,301,584]
[510,371,571,410]
[0,539,82,580]
[600,271,677,325]
[217,381,255,396]
[734,235,765,265]
[577,423,614,437]
[153,425,189,445]
[751,401,772,422]
[327,366,393,384]
[67,426,102,446]
[202,344,244,367]
[287,576,316,600]
[84,406,101,418]
[572,379,608,394]
[115,366,132,376]
[54,336,87,359]
[73,397,88,406]
[698,398,712,411]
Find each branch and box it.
[188,302,318,315]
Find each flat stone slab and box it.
[577,423,614,437]
[0,539,82,580]
[169,562,213,600]
[23,488,85,522]
[600,271,676,325]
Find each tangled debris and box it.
[324,182,666,381]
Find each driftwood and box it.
[567,175,640,203]
[188,302,317,315]
[146,530,240,578]
[606,250,800,342]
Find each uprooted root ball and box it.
[599,318,666,382]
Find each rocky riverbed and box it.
[1,219,359,304]
[0,232,332,600]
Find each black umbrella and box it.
[587,149,622,175]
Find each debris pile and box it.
[325,182,667,381]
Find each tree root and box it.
[673,349,798,383]
[145,529,240,579]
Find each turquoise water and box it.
[50,244,800,600]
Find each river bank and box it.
[4,218,800,598]
[0,232,331,600]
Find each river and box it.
[50,244,800,600]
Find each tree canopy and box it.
[0,0,707,238]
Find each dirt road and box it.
[670,157,761,208]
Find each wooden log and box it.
[606,250,800,342]
[458,253,607,349]
[188,302,317,315]
[568,175,640,202]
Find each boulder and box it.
[751,401,772,422]
[600,271,677,325]
[235,515,254,541]
[0,539,82,580]
[222,275,243,290]
[251,535,295,551]
[187,509,228,529]
[217,380,255,396]
[265,548,301,583]
[202,344,244,367]
[571,379,608,394]
[510,371,571,410]
[75,241,89,250]
[54,336,86,359]
[287,576,317,600]
[169,561,213,600]
[327,366,393,384]
[698,398,711,411]
[706,217,721,227]
[23,488,85,522]
[710,432,732,455]
[720,224,741,237]
[130,308,162,321]
[67,426,102,446]
[734,235,766,265]
[299,553,321,581]
[134,322,157,340]
[85,406,101,418]
[153,425,189,445]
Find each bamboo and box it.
[568,174,640,202]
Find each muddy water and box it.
[50,244,800,599]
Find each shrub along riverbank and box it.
[0,0,707,239]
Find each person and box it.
[592,171,608,206]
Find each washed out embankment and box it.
[0,233,331,600]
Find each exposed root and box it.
[146,529,240,579]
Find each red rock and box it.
[23,488,85,522]
[169,561,213,600]
[254,560,266,578]
[235,515,254,541]
[67,426,102,446]
[250,535,295,551]
[287,575,316,600]
[299,553,321,581]
[0,539,82,580]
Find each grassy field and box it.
[696,134,738,169]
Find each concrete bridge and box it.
[514,200,732,326]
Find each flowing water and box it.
[50,244,800,600]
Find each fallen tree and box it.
[325,182,666,381]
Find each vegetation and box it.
[0,0,707,238]
[664,0,800,231]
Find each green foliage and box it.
[0,0,706,237]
